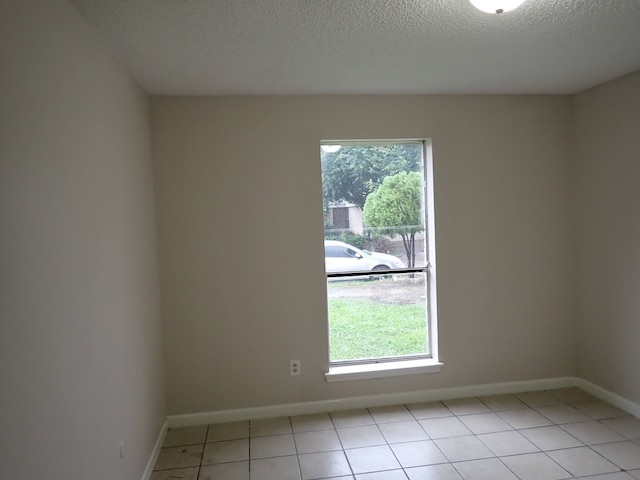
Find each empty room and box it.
[2,1,640,479]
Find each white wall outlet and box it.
[290,360,301,376]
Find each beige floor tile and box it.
[198,461,249,480]
[337,425,385,449]
[368,405,414,424]
[457,413,512,435]
[592,441,640,470]
[477,394,527,412]
[476,431,539,456]
[355,470,409,480]
[519,425,583,450]
[549,387,597,404]
[560,421,625,445]
[406,401,453,420]
[419,417,472,439]
[516,391,564,408]
[150,467,199,480]
[547,446,620,477]
[536,405,591,424]
[207,420,249,442]
[573,401,628,420]
[453,458,518,480]
[251,455,301,480]
[291,413,334,433]
[345,445,401,474]
[150,392,640,480]
[201,439,249,465]
[576,473,636,480]
[601,416,640,439]
[378,420,429,443]
[500,452,571,480]
[250,433,296,459]
[330,409,375,429]
[497,409,553,429]
[250,417,292,437]
[299,450,351,479]
[153,445,203,470]
[163,426,208,447]
[441,398,489,416]
[295,429,342,454]
[434,436,493,463]
[389,440,448,468]
[405,463,463,480]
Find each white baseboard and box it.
[167,376,576,428]
[141,419,168,480]
[575,378,640,419]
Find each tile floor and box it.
[151,387,640,480]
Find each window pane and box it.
[321,143,426,269]
[327,273,428,362]
[321,141,430,364]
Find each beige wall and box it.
[0,1,165,479]
[152,95,576,414]
[574,72,640,404]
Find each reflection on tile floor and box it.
[151,388,640,480]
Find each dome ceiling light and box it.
[468,0,526,14]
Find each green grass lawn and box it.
[328,297,428,362]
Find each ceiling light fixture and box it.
[468,0,526,14]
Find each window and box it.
[332,207,350,230]
[320,140,440,380]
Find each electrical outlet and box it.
[290,360,301,376]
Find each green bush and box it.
[324,231,366,249]
[367,234,392,253]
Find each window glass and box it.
[321,141,432,364]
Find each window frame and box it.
[321,139,440,379]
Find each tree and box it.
[362,172,423,268]
[321,145,422,210]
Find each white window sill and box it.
[325,359,443,382]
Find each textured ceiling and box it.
[69,0,640,95]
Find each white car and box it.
[324,240,405,274]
